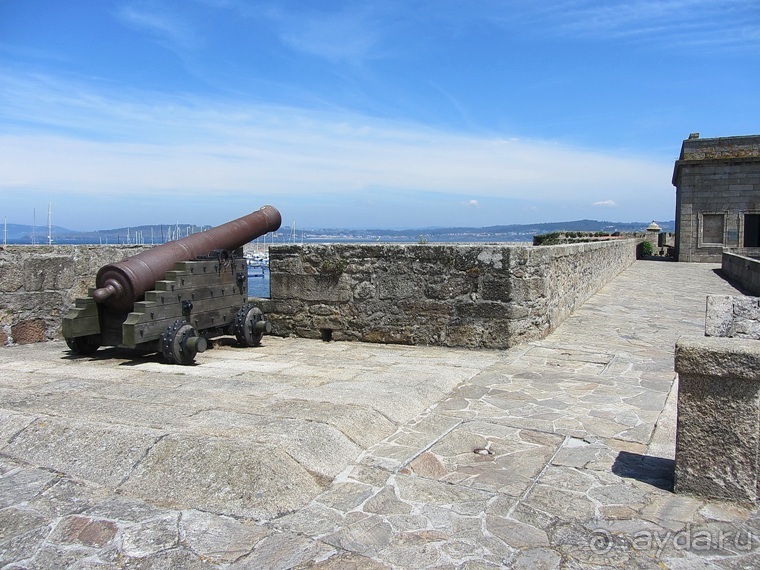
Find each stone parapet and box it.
[0,245,150,345]
[722,251,760,296]
[678,135,760,161]
[706,294,760,339]
[674,335,760,501]
[262,239,636,349]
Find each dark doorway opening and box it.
[744,214,760,247]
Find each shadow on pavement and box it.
[612,450,675,492]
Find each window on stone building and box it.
[701,213,725,245]
[745,214,760,247]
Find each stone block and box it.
[23,257,76,291]
[424,275,472,300]
[705,295,736,337]
[362,326,415,345]
[11,319,47,344]
[456,301,510,320]
[706,295,760,339]
[353,280,376,300]
[271,274,351,302]
[444,318,485,348]
[313,315,344,332]
[398,300,454,319]
[508,277,547,303]
[0,259,24,292]
[674,335,760,501]
[481,274,510,302]
[377,275,419,300]
[264,241,634,349]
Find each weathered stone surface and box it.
[509,547,561,570]
[48,515,117,548]
[84,497,178,524]
[266,400,397,449]
[23,256,76,291]
[485,515,549,548]
[706,294,760,339]
[120,435,325,519]
[0,259,24,292]
[4,418,164,487]
[0,410,35,445]
[316,482,375,512]
[11,318,47,344]
[0,467,58,508]
[304,551,393,569]
[121,513,180,558]
[675,335,760,501]
[0,245,151,345]
[27,477,97,518]
[188,410,364,479]
[723,251,760,296]
[322,513,394,558]
[0,261,758,569]
[267,241,636,349]
[0,507,51,566]
[363,486,412,516]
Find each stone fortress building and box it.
[672,133,760,262]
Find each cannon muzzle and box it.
[93,205,281,311]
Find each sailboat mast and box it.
[47,203,53,245]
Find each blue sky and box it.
[1,1,758,230]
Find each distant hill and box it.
[2,223,212,245]
[2,219,675,245]
[301,220,675,243]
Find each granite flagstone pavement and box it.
[1,260,758,568]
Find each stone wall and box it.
[262,239,637,349]
[705,294,760,340]
[722,251,760,296]
[0,245,149,345]
[1,240,637,350]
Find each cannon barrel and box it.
[93,205,281,311]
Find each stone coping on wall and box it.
[722,251,760,296]
[674,335,760,502]
[676,335,760,380]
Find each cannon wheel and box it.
[161,319,206,365]
[65,335,100,355]
[234,304,265,347]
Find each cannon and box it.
[62,205,282,364]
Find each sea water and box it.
[248,267,270,298]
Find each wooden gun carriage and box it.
[62,205,281,364]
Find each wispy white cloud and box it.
[269,6,383,64]
[0,72,674,225]
[115,3,200,50]
[463,200,480,208]
[418,0,760,54]
[593,200,617,208]
[509,0,760,51]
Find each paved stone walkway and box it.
[1,261,758,568]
